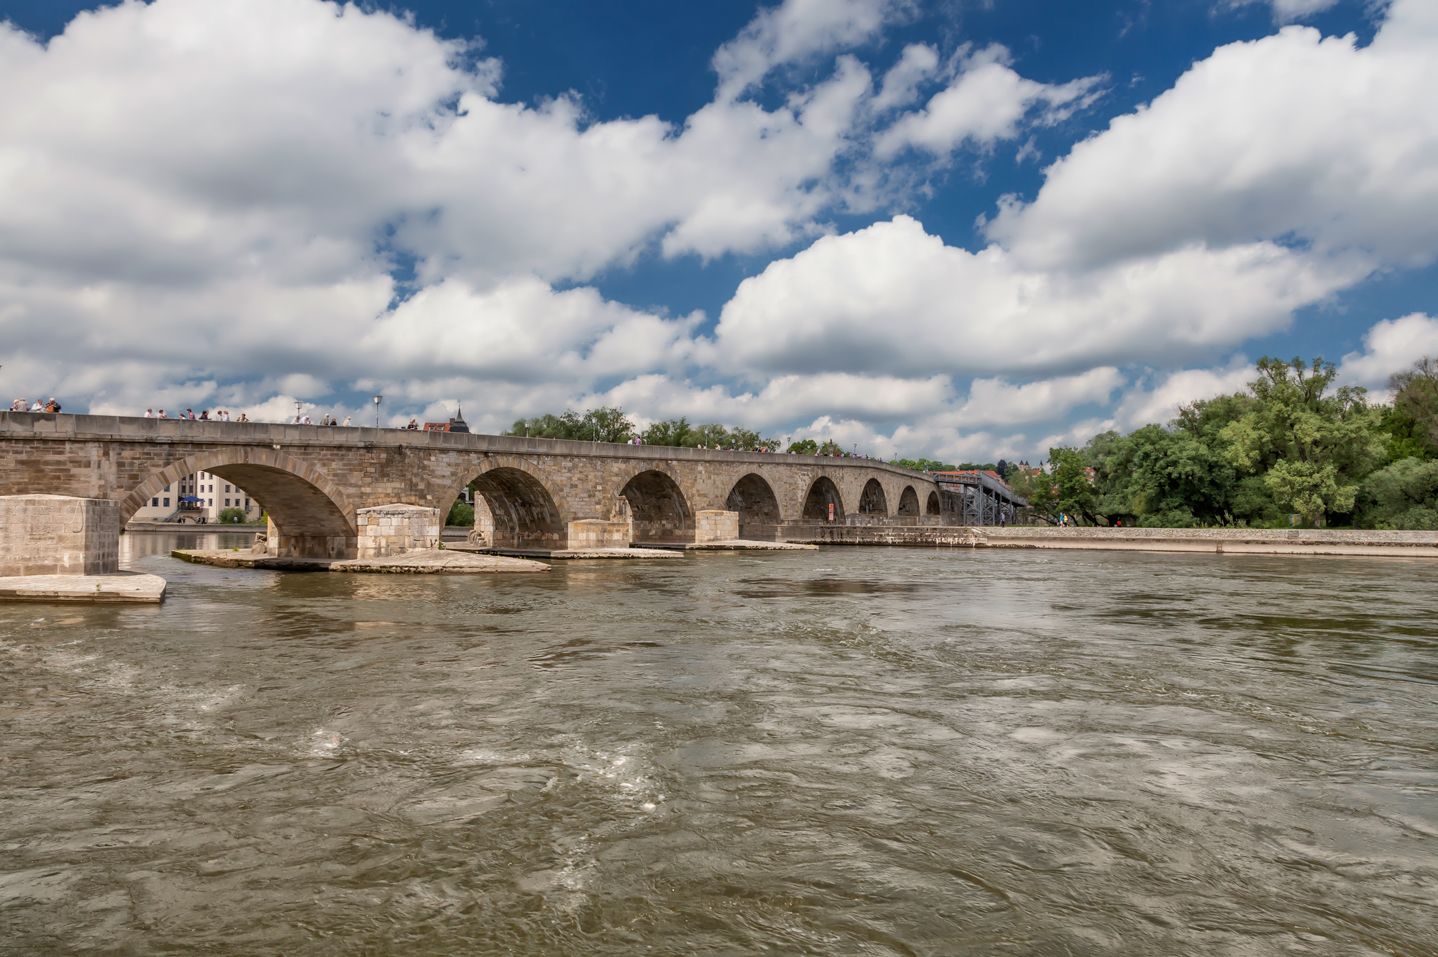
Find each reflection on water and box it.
[120,528,256,560]
[2,535,1436,954]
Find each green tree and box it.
[692,423,731,447]
[1049,447,1097,524]
[1392,357,1438,436]
[1088,426,1237,527]
[642,417,695,447]
[1174,392,1254,444]
[446,499,474,526]
[728,427,779,451]
[505,406,634,442]
[505,411,585,440]
[1386,357,1438,458]
[1006,465,1054,521]
[1356,457,1438,529]
[1219,357,1386,524]
[891,457,955,471]
[1377,405,1436,464]
[217,507,252,524]
[817,439,846,456]
[787,439,819,454]
[585,406,635,443]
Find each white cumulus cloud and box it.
[714,215,1357,377]
[877,45,1101,158]
[987,1,1438,271]
[712,0,904,100]
[1339,313,1438,390]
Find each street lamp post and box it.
[373,395,382,428]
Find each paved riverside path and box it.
[0,412,948,560]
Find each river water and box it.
[1,533,1436,955]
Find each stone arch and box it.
[726,473,780,536]
[898,486,920,515]
[124,449,357,558]
[857,477,888,515]
[802,476,844,521]
[926,490,941,515]
[621,469,694,543]
[469,466,566,549]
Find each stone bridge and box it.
[0,413,955,558]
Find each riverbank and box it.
[777,524,1438,557]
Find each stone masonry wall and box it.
[0,494,119,575]
[694,510,739,543]
[355,504,440,558]
[566,520,632,549]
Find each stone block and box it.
[355,503,440,558]
[0,494,119,576]
[694,509,739,543]
[566,519,632,550]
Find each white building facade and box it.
[128,471,264,524]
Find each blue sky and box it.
[0,0,1434,461]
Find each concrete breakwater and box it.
[776,524,1438,558]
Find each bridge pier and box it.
[263,515,357,560]
[695,510,739,543]
[567,519,632,549]
[356,504,440,558]
[0,494,120,576]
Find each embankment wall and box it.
[774,524,1438,557]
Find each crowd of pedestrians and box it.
[142,408,249,422]
[8,397,62,412]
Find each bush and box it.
[447,500,474,526]
[1138,508,1197,528]
[217,507,253,524]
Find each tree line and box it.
[506,408,862,455]
[1005,356,1438,530]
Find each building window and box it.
[208,499,213,506]
[224,498,230,506]
[164,485,170,492]
[152,497,159,507]
[244,498,250,509]
[225,484,231,492]
[163,498,169,507]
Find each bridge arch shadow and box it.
[803,476,844,521]
[898,486,920,515]
[858,478,888,516]
[622,470,693,544]
[125,452,357,558]
[471,467,566,549]
[926,491,941,515]
[726,473,780,539]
